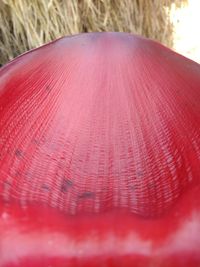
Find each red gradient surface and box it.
[0,32,200,266]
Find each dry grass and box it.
[0,0,187,66]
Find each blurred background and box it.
[0,0,199,66]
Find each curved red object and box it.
[0,32,200,266]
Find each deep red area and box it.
[0,183,200,266]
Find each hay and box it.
[0,0,187,66]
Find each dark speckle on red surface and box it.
[61,178,73,193]
[46,85,52,93]
[15,149,23,158]
[41,184,50,191]
[32,138,40,145]
[78,191,95,199]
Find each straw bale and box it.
[0,0,187,66]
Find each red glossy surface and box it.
[0,185,200,267]
[0,32,200,266]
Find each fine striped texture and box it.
[0,32,200,219]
